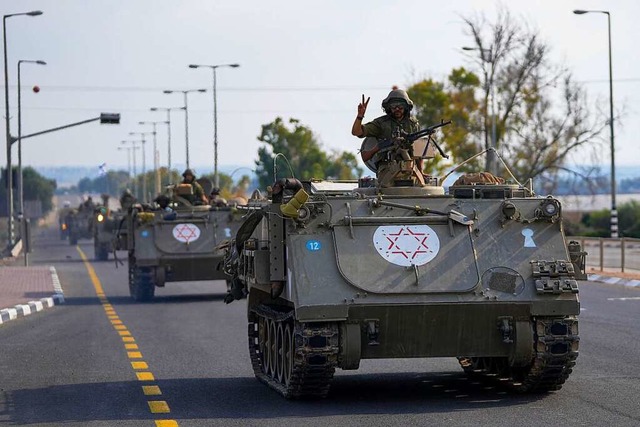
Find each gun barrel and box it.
[407,120,451,142]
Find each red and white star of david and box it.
[373,225,440,267]
[172,223,201,243]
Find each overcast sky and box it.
[3,0,639,178]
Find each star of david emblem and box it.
[172,223,201,243]
[373,225,440,267]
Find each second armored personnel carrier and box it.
[124,184,243,301]
[223,125,585,398]
[66,208,93,245]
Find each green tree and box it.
[23,167,57,214]
[408,67,482,174]
[0,167,57,216]
[76,170,130,197]
[255,117,362,189]
[578,201,640,238]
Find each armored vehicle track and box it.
[248,304,339,398]
[458,316,579,392]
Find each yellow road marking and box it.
[136,372,155,381]
[148,401,170,413]
[131,361,148,370]
[143,385,162,396]
[77,247,177,425]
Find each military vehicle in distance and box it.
[58,201,73,240]
[222,124,585,398]
[124,183,244,301]
[92,205,124,261]
[66,208,94,245]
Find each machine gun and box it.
[360,120,451,163]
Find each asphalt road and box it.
[1,226,639,426]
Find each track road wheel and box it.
[248,306,339,398]
[458,316,579,393]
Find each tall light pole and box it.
[138,121,164,196]
[574,9,617,238]
[162,89,206,171]
[17,59,46,222]
[121,140,141,200]
[129,132,152,201]
[462,46,497,175]
[3,9,43,248]
[150,106,183,184]
[117,145,133,188]
[188,63,240,189]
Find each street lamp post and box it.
[117,145,132,188]
[3,9,43,248]
[150,106,183,184]
[162,89,206,171]
[129,132,152,201]
[188,63,240,189]
[462,46,497,175]
[17,59,46,222]
[138,121,164,196]
[121,140,141,200]
[574,9,617,238]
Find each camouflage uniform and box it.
[361,115,421,187]
[181,169,207,205]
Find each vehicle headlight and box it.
[97,214,104,222]
[501,201,517,219]
[540,198,560,218]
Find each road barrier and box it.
[568,236,640,274]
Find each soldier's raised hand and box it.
[358,94,370,117]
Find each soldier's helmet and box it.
[182,168,195,178]
[381,88,414,114]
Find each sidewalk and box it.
[0,255,64,326]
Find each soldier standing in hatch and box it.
[351,88,424,187]
[209,187,228,207]
[181,169,208,205]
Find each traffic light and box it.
[100,113,120,124]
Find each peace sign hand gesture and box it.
[357,94,370,118]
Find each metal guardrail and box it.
[568,236,640,273]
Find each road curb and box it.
[588,274,640,289]
[0,266,65,326]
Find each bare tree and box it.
[462,8,607,185]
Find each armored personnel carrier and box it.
[65,208,93,245]
[223,124,585,398]
[92,205,123,261]
[124,183,243,301]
